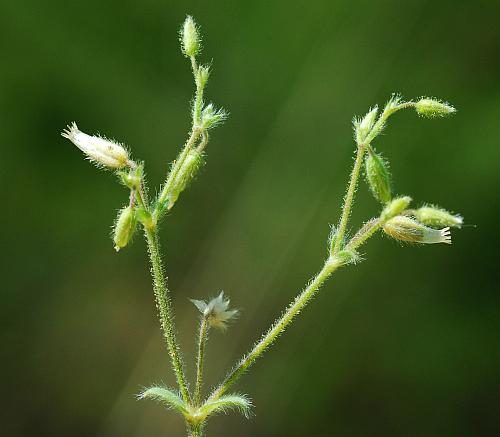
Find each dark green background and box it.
[1,0,499,436]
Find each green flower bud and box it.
[415,98,456,118]
[113,206,137,251]
[180,16,200,57]
[383,216,451,244]
[365,151,392,204]
[197,65,210,88]
[168,150,204,209]
[355,106,378,144]
[381,196,412,221]
[414,205,463,228]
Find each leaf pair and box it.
[138,386,252,425]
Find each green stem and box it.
[188,424,204,437]
[145,227,191,404]
[191,56,203,126]
[194,317,209,406]
[154,128,201,219]
[208,208,389,403]
[332,143,367,254]
[208,256,343,402]
[154,57,206,220]
[346,217,381,250]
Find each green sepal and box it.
[365,150,392,204]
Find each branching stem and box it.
[332,143,367,254]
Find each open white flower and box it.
[191,291,238,330]
[62,122,130,169]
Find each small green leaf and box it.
[199,394,252,419]
[138,386,188,415]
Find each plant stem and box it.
[194,316,209,406]
[332,143,367,254]
[188,424,204,437]
[154,56,206,220]
[145,227,191,404]
[191,56,204,126]
[208,256,343,402]
[154,129,201,219]
[346,217,381,250]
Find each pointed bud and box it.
[168,149,204,209]
[62,122,130,169]
[201,104,228,130]
[191,291,238,330]
[383,216,451,244]
[113,206,137,251]
[180,16,200,57]
[365,151,392,204]
[381,196,412,221]
[197,65,210,88]
[355,106,378,144]
[414,205,463,228]
[415,98,456,118]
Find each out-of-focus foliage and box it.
[1,0,499,436]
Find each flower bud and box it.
[113,206,137,251]
[414,205,463,228]
[383,216,451,244]
[168,149,204,209]
[380,196,412,221]
[415,98,456,118]
[180,16,200,57]
[355,106,378,144]
[197,65,210,88]
[365,151,392,204]
[62,122,130,169]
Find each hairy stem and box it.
[145,227,191,404]
[208,256,343,401]
[191,56,204,127]
[332,143,367,254]
[188,424,204,437]
[194,317,209,406]
[154,57,206,220]
[346,217,382,250]
[208,211,388,402]
[154,129,201,219]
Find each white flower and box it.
[62,122,130,169]
[383,216,452,244]
[191,291,238,330]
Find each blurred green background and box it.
[1,0,499,435]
